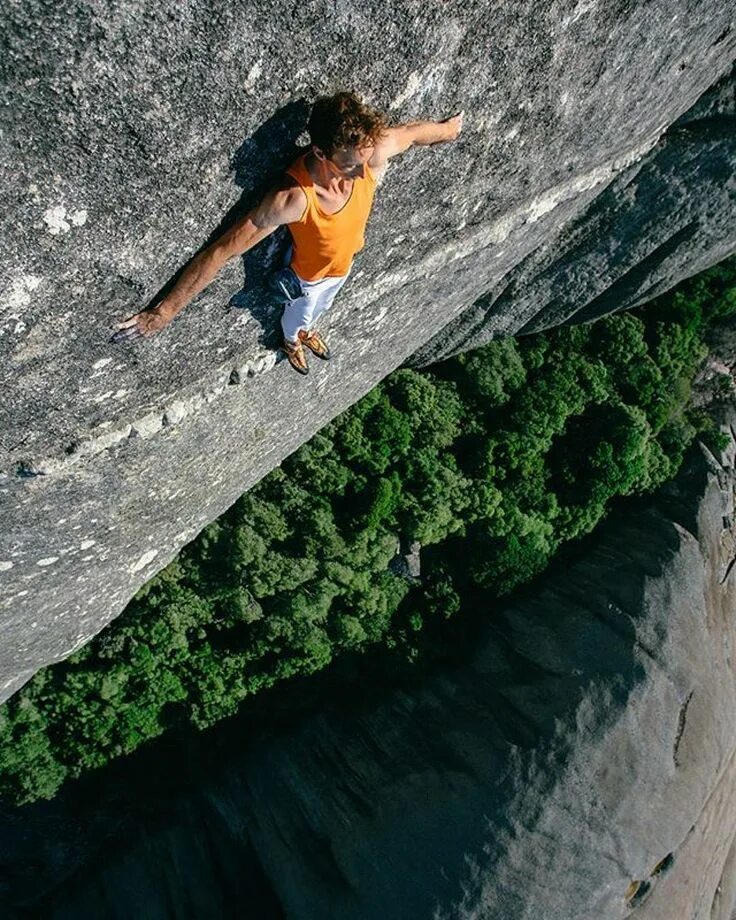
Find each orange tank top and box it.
[285,153,377,281]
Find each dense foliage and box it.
[2,259,735,805]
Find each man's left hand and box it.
[441,111,464,141]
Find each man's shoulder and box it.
[368,126,401,168]
[249,176,306,228]
[272,176,308,223]
[279,173,303,192]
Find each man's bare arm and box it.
[113,181,306,339]
[369,111,464,173]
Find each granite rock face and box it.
[1,1,735,697]
[2,417,735,919]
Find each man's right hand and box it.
[110,181,304,345]
[111,306,170,342]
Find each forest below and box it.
[1,258,735,806]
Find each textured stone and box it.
[2,415,736,919]
[388,538,422,580]
[1,1,735,697]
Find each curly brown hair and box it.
[308,92,388,157]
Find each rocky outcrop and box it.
[2,413,736,919]
[388,537,422,580]
[1,2,735,697]
[693,316,736,407]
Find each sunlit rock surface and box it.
[2,415,735,919]
[1,1,735,696]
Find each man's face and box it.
[318,144,374,180]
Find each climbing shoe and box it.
[283,338,309,375]
[298,328,331,360]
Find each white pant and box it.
[281,266,351,343]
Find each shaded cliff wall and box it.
[1,1,735,699]
[412,61,736,364]
[227,425,736,920]
[2,415,735,920]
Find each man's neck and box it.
[305,152,350,193]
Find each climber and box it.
[113,91,464,374]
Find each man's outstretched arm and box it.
[113,181,306,339]
[368,111,463,173]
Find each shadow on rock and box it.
[149,98,312,351]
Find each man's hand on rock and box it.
[442,111,464,141]
[111,307,169,342]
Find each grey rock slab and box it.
[1,0,736,696]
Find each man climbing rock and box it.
[115,91,463,374]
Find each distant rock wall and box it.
[412,61,736,365]
[3,414,735,919]
[1,1,735,698]
[230,421,736,920]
